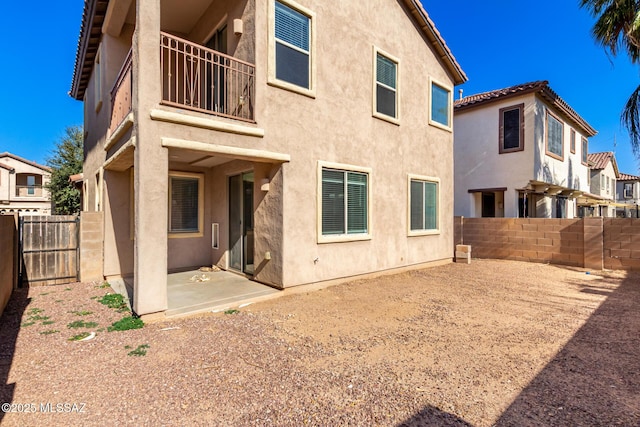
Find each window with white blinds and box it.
[375,52,397,118]
[409,176,439,234]
[321,168,368,236]
[274,0,311,89]
[169,172,203,235]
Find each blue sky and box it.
[0,1,638,174]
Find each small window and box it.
[27,175,35,195]
[408,175,439,235]
[318,162,371,243]
[581,137,588,165]
[373,47,399,123]
[169,172,204,237]
[499,104,524,153]
[546,110,563,160]
[624,183,633,199]
[269,0,315,96]
[429,78,452,130]
[570,129,576,154]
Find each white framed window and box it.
[545,110,564,160]
[429,77,452,131]
[317,161,371,243]
[268,0,316,97]
[408,174,440,235]
[169,171,204,238]
[373,46,399,123]
[581,137,588,165]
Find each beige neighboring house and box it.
[453,81,596,219]
[0,152,51,215]
[615,172,640,217]
[69,0,467,316]
[577,152,619,217]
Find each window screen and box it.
[275,1,310,88]
[322,169,368,235]
[376,53,397,118]
[547,113,563,157]
[431,83,450,127]
[410,179,438,231]
[502,108,520,150]
[170,176,199,232]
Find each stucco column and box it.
[132,0,168,315]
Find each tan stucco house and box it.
[576,151,620,217]
[70,0,466,316]
[454,81,597,219]
[616,172,640,217]
[0,152,51,215]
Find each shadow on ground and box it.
[397,405,473,426]
[0,288,30,424]
[493,272,640,426]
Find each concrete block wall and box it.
[0,214,17,317]
[604,218,640,270]
[454,217,584,267]
[80,211,104,282]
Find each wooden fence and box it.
[19,215,80,286]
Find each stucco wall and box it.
[0,156,51,214]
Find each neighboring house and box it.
[453,81,596,219]
[615,172,640,217]
[0,152,51,215]
[578,152,619,217]
[70,0,467,316]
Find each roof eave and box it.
[401,0,467,85]
[70,0,109,100]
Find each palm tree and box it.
[580,0,640,153]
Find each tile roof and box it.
[0,152,51,173]
[587,152,613,170]
[454,80,597,137]
[587,151,619,176]
[70,0,468,99]
[69,0,109,100]
[618,172,640,181]
[0,162,14,171]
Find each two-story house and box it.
[0,152,51,215]
[453,81,596,219]
[70,0,467,316]
[577,152,619,217]
[615,172,640,217]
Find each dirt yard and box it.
[1,259,638,426]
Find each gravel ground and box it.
[1,259,638,426]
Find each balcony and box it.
[15,185,44,197]
[109,49,133,136]
[160,32,255,123]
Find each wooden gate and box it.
[19,215,80,286]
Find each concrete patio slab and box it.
[165,269,280,317]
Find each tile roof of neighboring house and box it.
[0,162,14,171]
[587,151,619,176]
[70,0,467,99]
[0,152,51,173]
[618,172,640,181]
[454,80,597,137]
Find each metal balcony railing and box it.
[160,32,255,123]
[109,49,133,136]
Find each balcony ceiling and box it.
[161,0,215,34]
